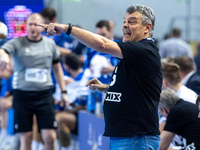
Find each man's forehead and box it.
[124,12,141,20]
[27,14,43,23]
[96,26,108,32]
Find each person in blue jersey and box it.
[89,20,120,81]
[40,7,73,56]
[93,20,120,77]
[53,53,91,149]
[38,4,162,150]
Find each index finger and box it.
[37,23,48,29]
[86,79,94,87]
[86,78,97,87]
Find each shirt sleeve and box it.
[54,33,73,48]
[1,38,18,54]
[116,41,158,66]
[51,39,60,62]
[164,107,188,134]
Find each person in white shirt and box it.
[162,62,197,103]
[174,56,200,95]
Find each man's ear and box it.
[144,23,152,35]
[162,107,169,114]
[162,79,168,88]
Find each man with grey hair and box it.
[159,88,200,150]
[38,4,162,149]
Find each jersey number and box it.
[110,67,118,86]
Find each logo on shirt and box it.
[105,92,122,102]
[25,68,47,82]
[182,138,196,150]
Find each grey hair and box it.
[158,88,180,112]
[127,4,155,37]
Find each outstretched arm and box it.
[37,23,123,59]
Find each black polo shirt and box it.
[164,99,200,149]
[103,39,162,137]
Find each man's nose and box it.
[123,24,128,28]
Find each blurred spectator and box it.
[53,53,91,149]
[90,20,120,81]
[174,56,200,94]
[196,95,200,118]
[0,13,68,150]
[40,7,72,56]
[162,62,197,103]
[159,28,193,59]
[40,7,73,93]
[0,77,19,150]
[109,19,122,41]
[159,88,200,150]
[71,25,88,68]
[108,20,115,38]
[160,62,197,149]
[0,43,17,149]
[0,22,8,46]
[194,44,200,76]
[0,22,9,92]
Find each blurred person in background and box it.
[0,13,68,150]
[160,62,197,149]
[40,7,72,56]
[0,22,9,92]
[89,20,120,82]
[40,7,73,94]
[174,56,200,95]
[0,22,8,46]
[159,88,200,150]
[196,95,200,118]
[109,19,123,41]
[53,53,91,150]
[159,28,193,59]
[162,62,197,103]
[38,4,162,149]
[0,21,19,150]
[71,25,88,69]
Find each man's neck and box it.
[137,34,151,42]
[71,68,83,78]
[27,35,42,42]
[180,70,194,79]
[170,82,183,92]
